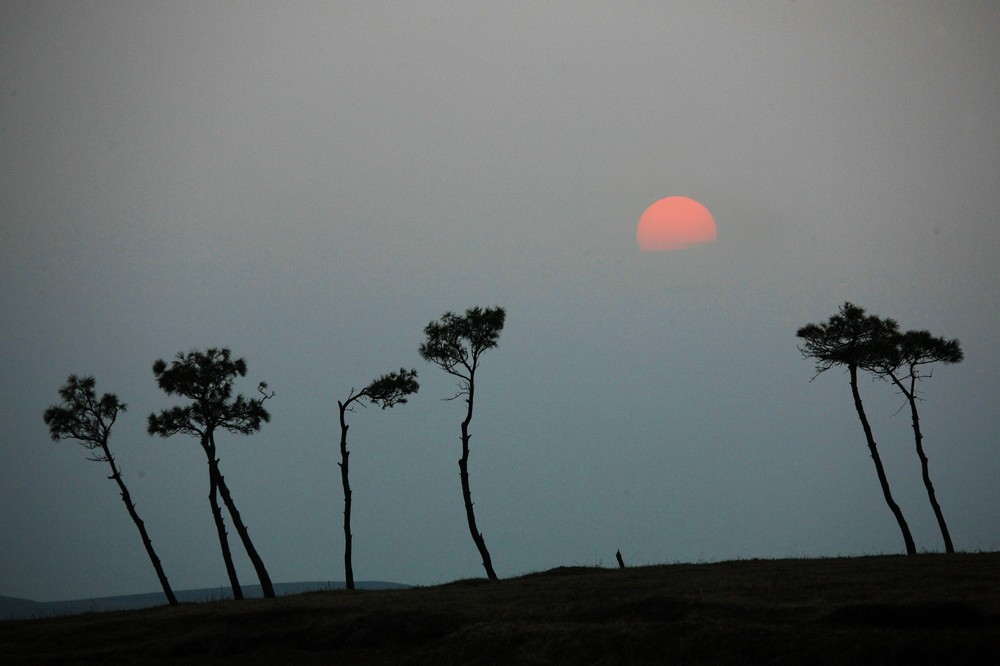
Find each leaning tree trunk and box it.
[207,466,243,600]
[207,435,275,598]
[848,365,917,555]
[338,402,355,590]
[102,446,178,606]
[460,382,498,580]
[897,379,954,553]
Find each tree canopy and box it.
[147,348,271,439]
[865,329,964,381]
[43,374,125,461]
[419,306,506,393]
[796,302,899,374]
[344,368,420,411]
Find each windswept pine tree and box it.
[420,306,506,580]
[44,375,178,606]
[865,329,964,553]
[337,368,419,589]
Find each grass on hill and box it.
[1,552,998,664]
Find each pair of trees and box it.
[147,349,275,599]
[45,349,277,603]
[797,302,963,555]
[338,306,507,586]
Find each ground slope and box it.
[1,552,997,664]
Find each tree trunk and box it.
[102,447,178,606]
[848,365,917,555]
[207,463,243,600]
[896,376,954,553]
[460,383,498,580]
[208,433,275,598]
[338,401,355,590]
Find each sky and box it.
[2,1,998,603]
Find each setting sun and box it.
[636,196,717,251]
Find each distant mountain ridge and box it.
[0,581,410,621]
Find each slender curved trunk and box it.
[338,401,355,590]
[102,446,178,606]
[849,365,917,555]
[208,433,275,598]
[894,375,954,553]
[206,458,243,600]
[460,381,498,580]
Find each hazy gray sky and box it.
[3,1,998,602]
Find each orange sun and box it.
[636,196,717,251]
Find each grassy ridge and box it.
[2,552,998,664]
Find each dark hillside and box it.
[2,552,998,664]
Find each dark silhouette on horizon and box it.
[44,375,179,606]
[147,348,277,599]
[797,303,917,555]
[338,368,419,589]
[420,306,507,580]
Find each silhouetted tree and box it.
[338,368,419,590]
[419,306,506,580]
[797,303,917,555]
[866,329,964,553]
[44,375,178,606]
[147,348,276,599]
